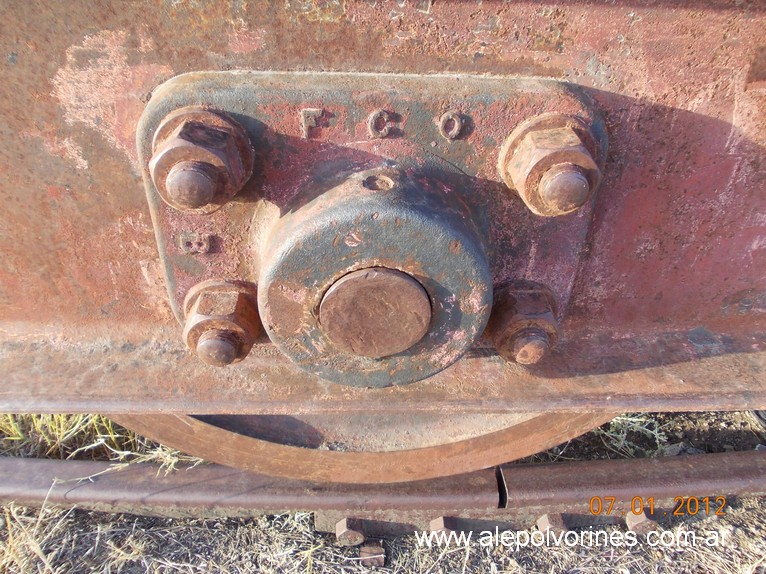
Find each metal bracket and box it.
[136,71,606,385]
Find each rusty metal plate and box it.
[137,72,607,387]
[0,1,765,413]
[3,324,766,414]
[137,71,605,324]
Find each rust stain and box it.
[228,20,267,54]
[286,0,347,23]
[52,30,172,162]
[20,128,88,170]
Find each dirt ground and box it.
[2,411,766,573]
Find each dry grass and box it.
[0,414,202,472]
[1,412,765,573]
[2,500,765,574]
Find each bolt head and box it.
[149,109,253,212]
[510,329,550,364]
[486,284,559,367]
[165,161,218,209]
[337,529,365,546]
[182,282,261,367]
[500,121,601,217]
[196,330,241,367]
[539,164,591,213]
[335,518,365,546]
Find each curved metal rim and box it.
[113,412,616,484]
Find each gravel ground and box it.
[1,411,765,573]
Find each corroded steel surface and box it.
[2,323,766,414]
[148,106,254,212]
[137,72,603,326]
[318,268,433,359]
[137,72,603,386]
[0,1,765,412]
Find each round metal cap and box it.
[196,330,241,367]
[319,268,432,358]
[539,164,591,214]
[165,161,218,209]
[509,329,551,365]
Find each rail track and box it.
[3,450,764,551]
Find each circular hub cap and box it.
[256,169,492,387]
[319,268,431,358]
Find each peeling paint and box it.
[286,0,346,23]
[20,129,89,170]
[52,30,172,162]
[228,20,266,53]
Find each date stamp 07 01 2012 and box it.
[589,496,727,518]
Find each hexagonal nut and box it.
[149,116,252,212]
[182,283,260,366]
[486,282,559,365]
[506,126,601,216]
[335,518,365,547]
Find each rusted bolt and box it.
[195,330,241,367]
[498,114,602,217]
[438,110,464,140]
[511,328,551,365]
[149,106,254,213]
[182,281,260,367]
[539,163,591,214]
[367,109,393,138]
[164,161,218,209]
[335,518,365,547]
[486,281,558,365]
[319,268,432,358]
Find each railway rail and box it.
[2,450,765,543]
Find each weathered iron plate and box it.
[0,1,764,413]
[2,324,765,414]
[137,72,604,323]
[137,72,610,386]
